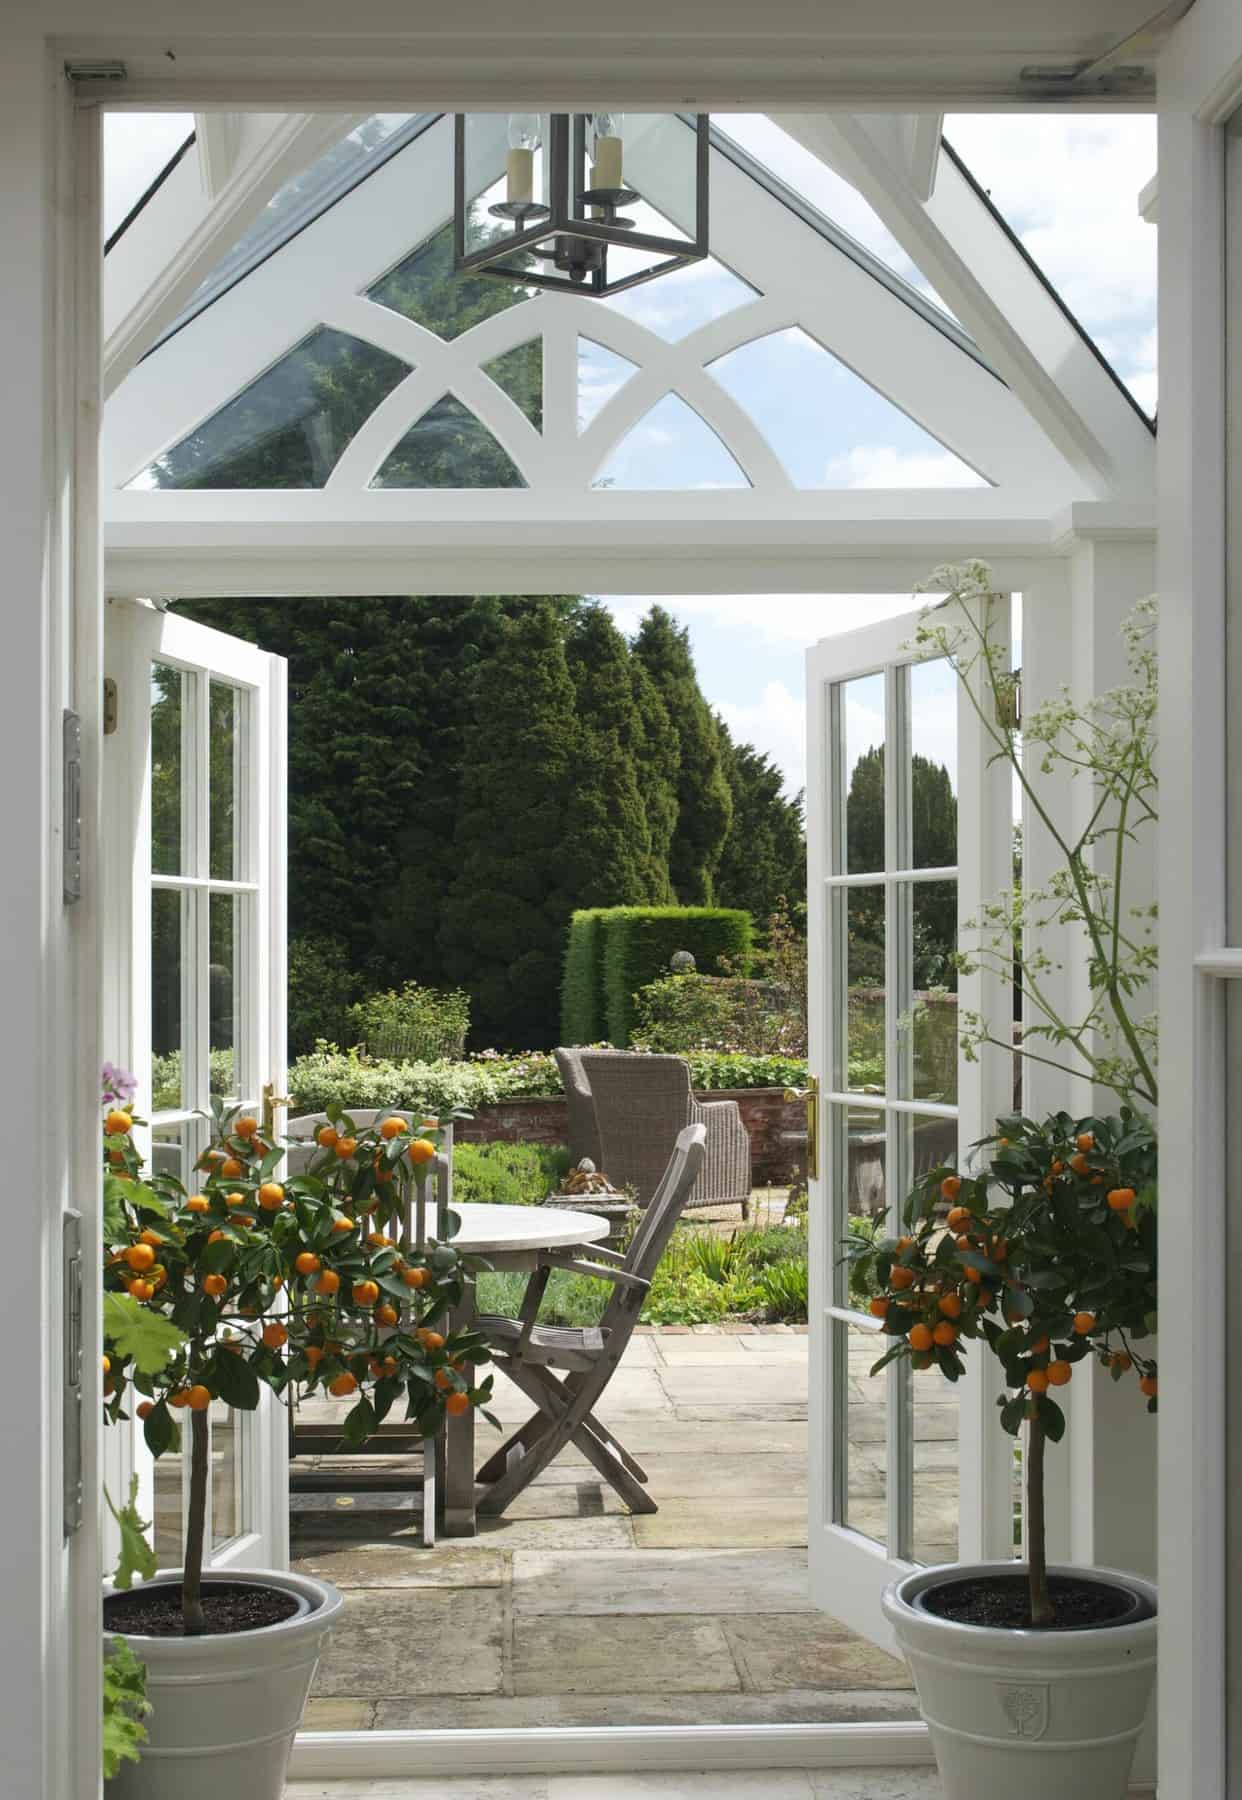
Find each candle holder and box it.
[455,113,709,297]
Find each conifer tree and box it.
[714,722,806,923]
[631,606,733,903]
[439,601,581,1047]
[563,606,657,906]
[629,657,679,902]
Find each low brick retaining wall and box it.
[454,1086,807,1186]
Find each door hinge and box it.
[63,709,82,905]
[103,677,118,736]
[64,60,129,83]
[63,1212,84,1540]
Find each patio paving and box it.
[291,1322,960,1729]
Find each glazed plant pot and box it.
[883,1562,1157,1800]
[103,1568,343,1799]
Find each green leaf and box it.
[103,1293,188,1377]
[143,1400,178,1459]
[999,1394,1026,1435]
[342,1395,376,1447]
[1038,1395,1067,1443]
[103,1636,150,1780]
[104,1476,158,1591]
[212,1347,261,1411]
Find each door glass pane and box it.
[209,680,240,881]
[901,1112,961,1565]
[150,663,185,877]
[912,880,958,1104]
[153,1451,185,1571]
[211,1400,242,1549]
[150,1122,188,1188]
[836,1104,887,1308]
[842,674,884,874]
[152,888,186,1111]
[209,893,242,1103]
[842,1319,887,1547]
[910,657,958,869]
[847,887,885,1093]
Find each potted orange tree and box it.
[848,1113,1158,1800]
[101,1092,490,1799]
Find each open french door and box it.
[805,600,1016,1649]
[104,599,289,1573]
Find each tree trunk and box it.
[1026,1414,1055,1627]
[181,1406,209,1636]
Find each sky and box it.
[104,111,1156,801]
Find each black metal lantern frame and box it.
[453,113,709,297]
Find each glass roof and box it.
[104,114,195,247]
[593,394,750,490]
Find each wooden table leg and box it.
[438,1277,477,1537]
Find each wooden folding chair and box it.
[474,1123,707,1517]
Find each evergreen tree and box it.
[563,606,658,907]
[714,722,806,923]
[439,602,581,1048]
[845,745,958,983]
[628,657,679,903]
[631,606,733,903]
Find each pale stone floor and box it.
[286,1771,946,1798]
[289,1293,961,1735]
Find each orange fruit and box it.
[136,1401,154,1420]
[315,1269,341,1296]
[294,1252,321,1276]
[334,1137,358,1160]
[402,1266,431,1289]
[352,1280,380,1307]
[186,1385,212,1411]
[186,1195,210,1213]
[231,1214,256,1228]
[304,1345,324,1368]
[262,1322,288,1350]
[895,1235,915,1252]
[1047,1360,1073,1387]
[937,1293,963,1319]
[258,1182,285,1211]
[1072,1311,1096,1335]
[1076,1132,1095,1153]
[408,1139,437,1165]
[127,1279,154,1302]
[105,1110,133,1137]
[202,1273,228,1298]
[1111,1351,1133,1372]
[1139,1374,1158,1398]
[367,1232,391,1248]
[907,1323,934,1352]
[225,1191,245,1207]
[374,1303,399,1327]
[945,1206,971,1230]
[102,1355,112,1374]
[1027,1368,1050,1393]
[954,1234,972,1251]
[220,1158,244,1180]
[932,1320,958,1346]
[868,1297,888,1319]
[124,1243,156,1272]
[890,1266,915,1290]
[416,1329,445,1351]
[1107,1187,1136,1212]
[234,1115,259,1138]
[168,1389,191,1408]
[1069,1153,1090,1177]
[150,1264,168,1290]
[380,1116,408,1139]
[1050,1159,1064,1176]
[964,1267,982,1283]
[208,1229,227,1244]
[444,1390,470,1416]
[138,1229,162,1248]
[1029,1335,1050,1355]
[940,1176,962,1202]
[317,1126,339,1149]
[330,1216,355,1234]
[328,1371,358,1397]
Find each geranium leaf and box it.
[103,1293,188,1377]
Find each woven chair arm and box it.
[690,1097,752,1204]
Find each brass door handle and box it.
[262,1081,291,1138]
[783,1076,820,1183]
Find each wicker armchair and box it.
[564,1048,751,1218]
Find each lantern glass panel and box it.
[460,113,551,261]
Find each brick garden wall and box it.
[455,1087,807,1187]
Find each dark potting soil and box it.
[919,1572,1141,1631]
[103,1581,300,1638]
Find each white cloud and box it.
[718,680,808,799]
[824,445,988,489]
[104,114,194,239]
[598,592,929,649]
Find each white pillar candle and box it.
[593,134,623,189]
[506,146,534,204]
[588,163,605,219]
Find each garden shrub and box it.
[755,1258,809,1321]
[561,909,607,1043]
[600,906,754,1045]
[346,981,470,1062]
[288,933,359,1058]
[453,1141,573,1207]
[151,1049,237,1113]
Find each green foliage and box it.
[600,906,754,1046]
[755,1258,809,1321]
[631,973,741,1052]
[453,1141,573,1207]
[846,745,958,989]
[150,1048,244,1114]
[678,1049,807,1091]
[103,1293,189,1378]
[561,910,608,1043]
[288,933,359,1058]
[103,1636,150,1781]
[346,980,470,1061]
[105,1476,159,1592]
[714,727,806,924]
[632,607,734,903]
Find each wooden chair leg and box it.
[422,1433,437,1549]
[476,1410,552,1484]
[475,1360,605,1516]
[570,1416,659,1514]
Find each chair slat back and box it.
[596,1124,706,1338]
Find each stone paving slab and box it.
[293,1541,507,1589]
[722,1613,914,1692]
[369,1689,922,1731]
[632,1497,808,1550]
[511,1548,817,1617]
[312,1589,504,1698]
[511,1613,742,1696]
[675,1403,807,1423]
[660,1365,808,1402]
[619,1452,807,1499]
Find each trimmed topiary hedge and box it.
[601,907,753,1046]
[561,905,754,1046]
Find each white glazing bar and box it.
[825,865,957,887]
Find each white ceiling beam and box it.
[771,112,1156,500]
[104,112,361,397]
[195,112,244,198]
